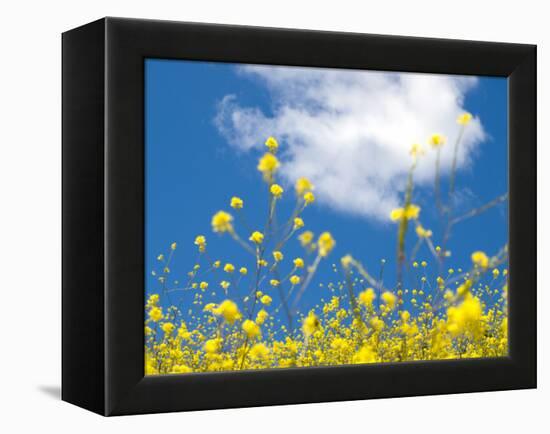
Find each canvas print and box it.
[144,60,508,375]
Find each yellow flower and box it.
[212,300,241,324]
[256,309,269,325]
[303,191,315,204]
[390,208,404,221]
[170,242,177,250]
[230,196,244,209]
[223,263,235,273]
[381,291,397,309]
[331,337,349,351]
[318,232,335,257]
[161,322,175,335]
[260,294,272,306]
[492,268,500,278]
[258,259,268,267]
[358,288,376,307]
[293,217,304,230]
[471,251,489,269]
[446,294,483,336]
[157,254,164,261]
[249,231,264,244]
[390,204,420,222]
[211,210,233,233]
[199,281,209,290]
[290,275,301,285]
[295,177,314,195]
[265,136,279,153]
[415,224,432,238]
[456,279,473,297]
[220,280,231,290]
[341,254,353,269]
[298,230,314,246]
[429,133,446,148]
[194,235,207,252]
[270,279,280,287]
[293,257,305,268]
[273,251,284,262]
[213,260,221,268]
[204,338,221,354]
[257,153,280,179]
[370,316,385,331]
[239,267,248,275]
[405,204,420,219]
[147,294,160,307]
[302,312,320,337]
[242,319,261,338]
[203,303,217,313]
[457,112,473,125]
[410,143,424,158]
[149,307,163,322]
[249,343,270,359]
[353,346,377,364]
[172,365,192,374]
[270,183,284,198]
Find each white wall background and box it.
[0,1,546,431]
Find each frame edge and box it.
[62,18,107,415]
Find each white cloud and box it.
[214,65,486,220]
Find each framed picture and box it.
[62,17,536,416]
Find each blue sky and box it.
[145,58,507,322]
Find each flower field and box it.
[145,113,508,375]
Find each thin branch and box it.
[450,193,508,226]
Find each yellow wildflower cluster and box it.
[146,128,508,375]
[145,261,507,374]
[390,204,421,222]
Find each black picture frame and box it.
[62,17,536,416]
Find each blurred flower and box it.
[212,300,241,324]
[273,251,284,262]
[295,177,314,195]
[298,231,314,246]
[293,217,304,230]
[471,251,489,269]
[293,257,305,268]
[270,184,284,198]
[290,275,301,285]
[260,295,272,306]
[318,232,335,257]
[257,153,280,180]
[249,231,264,244]
[415,225,432,238]
[230,196,244,209]
[302,312,320,337]
[211,211,233,233]
[303,191,315,205]
[457,112,473,125]
[429,133,446,148]
[265,136,279,153]
[242,319,261,338]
